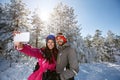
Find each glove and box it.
[42,70,61,80]
[56,73,61,80]
[33,62,40,72]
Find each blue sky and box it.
[1,0,120,37]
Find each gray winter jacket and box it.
[56,43,79,80]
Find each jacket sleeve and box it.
[60,48,79,80]
[18,44,43,59]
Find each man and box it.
[56,33,79,80]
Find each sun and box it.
[38,11,50,22]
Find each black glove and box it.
[42,70,61,80]
[33,62,40,72]
[56,73,61,80]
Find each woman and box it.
[14,33,58,80]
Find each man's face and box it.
[56,36,64,46]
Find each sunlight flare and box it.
[38,10,50,22]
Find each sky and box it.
[1,0,120,37]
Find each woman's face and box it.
[47,40,55,49]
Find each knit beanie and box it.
[56,35,67,44]
[46,35,56,42]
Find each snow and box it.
[0,57,120,80]
[75,63,120,80]
[0,57,36,80]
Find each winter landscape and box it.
[0,0,120,80]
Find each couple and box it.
[14,32,79,80]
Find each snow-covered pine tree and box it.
[49,2,79,45]
[83,35,96,63]
[0,3,15,58]
[0,0,30,64]
[84,35,92,48]
[31,9,45,48]
[8,0,30,31]
[114,34,120,63]
[91,29,105,62]
[0,3,8,56]
[114,35,120,53]
[105,30,116,62]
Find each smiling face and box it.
[56,36,64,46]
[47,39,55,49]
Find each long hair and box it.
[41,41,58,64]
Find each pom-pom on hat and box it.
[46,35,56,42]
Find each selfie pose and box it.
[56,33,79,80]
[14,33,58,80]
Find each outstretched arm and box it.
[14,42,43,59]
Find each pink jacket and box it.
[18,44,56,80]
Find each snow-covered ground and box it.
[0,57,120,80]
[75,63,120,80]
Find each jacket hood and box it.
[58,43,70,51]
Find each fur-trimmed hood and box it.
[57,43,70,51]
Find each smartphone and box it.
[14,32,30,42]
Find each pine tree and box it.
[0,3,6,55]
[0,0,30,63]
[0,3,14,56]
[114,35,120,51]
[31,9,44,47]
[84,35,92,48]
[114,35,120,62]
[105,30,116,62]
[92,29,105,62]
[92,30,104,48]
[8,0,30,31]
[49,2,79,44]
